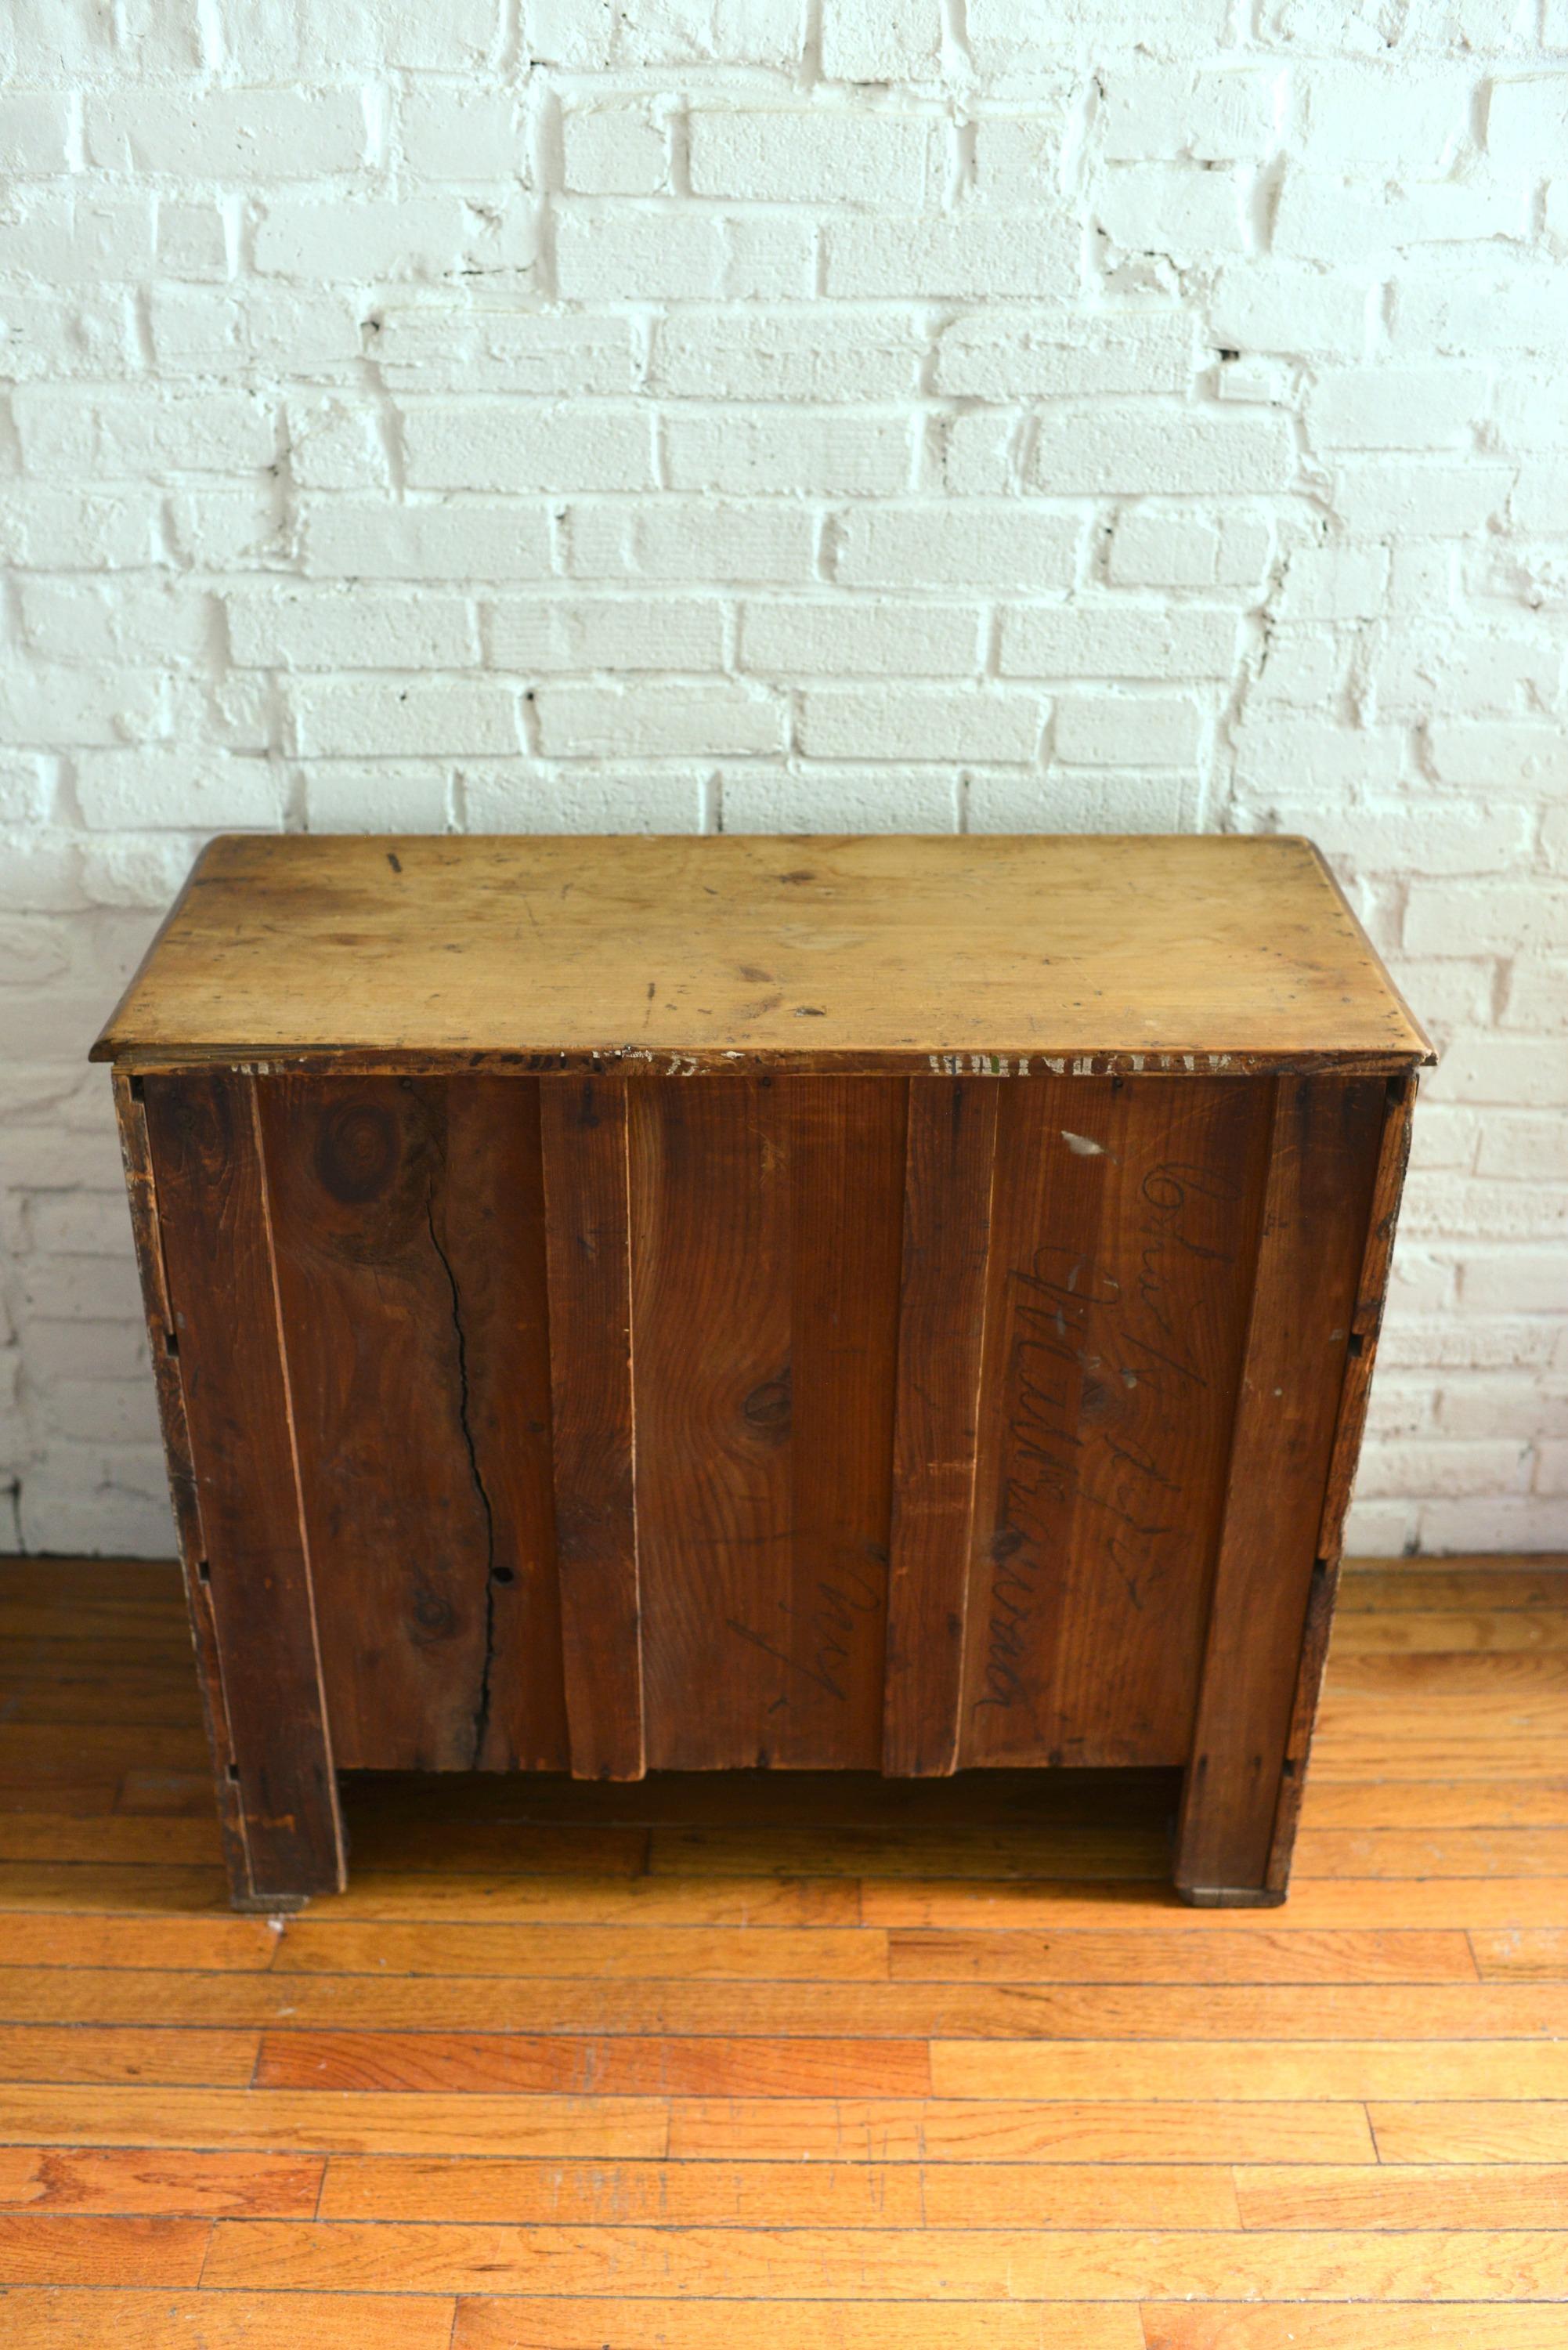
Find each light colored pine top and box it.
[92,831,1433,1075]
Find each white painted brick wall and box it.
[2,0,1566,1558]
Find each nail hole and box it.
[226,1762,240,1781]
[197,1560,211,1584]
[164,1329,179,1356]
[490,1565,515,1585]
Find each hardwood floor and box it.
[0,1554,1565,2346]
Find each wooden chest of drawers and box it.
[96,833,1429,1910]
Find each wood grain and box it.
[959,1077,1270,1770]
[1176,1076,1385,1901]
[138,1069,344,1904]
[882,1077,999,1775]
[93,833,1433,1075]
[540,1073,644,1781]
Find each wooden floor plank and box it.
[200,2219,1568,2298]
[0,2025,258,2087]
[0,2087,671,2158]
[1372,2103,1568,2163]
[0,2213,210,2286]
[1472,1929,1568,1979]
[13,1970,1566,2042]
[886,1928,1477,1983]
[274,1922,888,1979]
[318,2155,1241,2226]
[865,1880,1568,1929]
[1234,2164,1568,2229]
[1141,2309,1568,2350]
[0,2288,457,2348]
[453,2306,1141,2350]
[0,2148,322,2217]
[0,1917,280,1972]
[255,2029,932,2096]
[931,2038,1568,2101]
[663,2099,1375,2162]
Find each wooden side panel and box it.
[633,1080,794,1771]
[1175,1074,1386,1902]
[540,1076,643,1782]
[261,1076,569,1774]
[1265,1070,1418,1889]
[959,1077,1272,1770]
[882,1079,999,1778]
[777,1076,907,1769]
[112,1073,250,1901]
[139,1069,344,1903]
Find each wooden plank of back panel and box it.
[634,1079,907,1772]
[882,1078,999,1776]
[777,1076,906,1768]
[256,1077,496,1772]
[539,1075,643,1781]
[633,1079,795,1770]
[960,1077,1270,1769]
[139,1071,343,1900]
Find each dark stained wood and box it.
[540,1075,644,1782]
[882,1079,999,1777]
[634,1079,907,1773]
[255,1076,567,1775]
[778,1076,906,1768]
[633,1079,795,1771]
[111,1074,249,1900]
[92,833,1435,1075]
[1175,1076,1386,1904]
[1267,1072,1419,1886]
[959,1077,1272,1770]
[137,1069,344,1906]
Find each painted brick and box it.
[997,604,1241,679]
[535,682,785,757]
[652,308,923,400]
[688,108,934,204]
[85,89,369,176]
[738,599,985,678]
[562,500,815,584]
[401,402,656,494]
[824,215,1079,298]
[486,596,724,672]
[662,408,913,496]
[291,678,521,758]
[226,589,479,670]
[373,309,639,396]
[798,686,1043,762]
[1031,407,1297,494]
[398,89,523,181]
[560,103,669,195]
[834,504,1082,589]
[1053,692,1205,767]
[300,501,555,580]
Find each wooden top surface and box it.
[92,832,1433,1075]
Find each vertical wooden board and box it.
[139,1070,344,1902]
[633,1079,796,1771]
[882,1078,1000,1778]
[1266,1072,1418,1887]
[422,1080,569,1775]
[256,1078,493,1773]
[539,1075,644,1782]
[775,1078,909,1769]
[1176,1075,1387,1901]
[113,1074,250,1902]
[959,1078,1273,1770]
